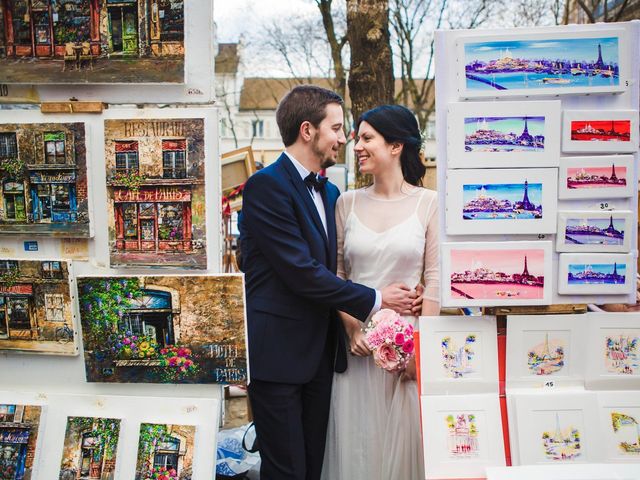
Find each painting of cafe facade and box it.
[105,118,206,268]
[0,404,42,480]
[78,274,247,384]
[0,1,184,83]
[0,260,76,355]
[0,122,90,237]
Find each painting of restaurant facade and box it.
[0,259,77,355]
[78,274,246,384]
[0,0,184,83]
[59,416,120,480]
[135,423,195,480]
[0,122,90,237]
[0,404,42,480]
[105,118,206,268]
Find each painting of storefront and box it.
[0,259,77,355]
[0,404,42,480]
[59,416,120,480]
[105,118,206,268]
[0,123,89,237]
[0,0,184,83]
[78,274,247,384]
[135,423,195,480]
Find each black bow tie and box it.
[304,172,328,192]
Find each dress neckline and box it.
[361,186,423,202]
[349,210,421,235]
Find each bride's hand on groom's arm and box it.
[380,283,419,316]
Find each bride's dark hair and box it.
[357,105,426,186]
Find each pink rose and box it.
[374,343,401,372]
[371,308,399,326]
[394,332,405,346]
[402,339,414,355]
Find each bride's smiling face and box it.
[354,121,400,176]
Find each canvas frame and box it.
[0,259,79,356]
[512,392,602,465]
[558,253,635,295]
[38,393,218,480]
[221,146,257,213]
[419,315,499,395]
[562,110,639,153]
[445,168,558,235]
[558,155,634,199]
[506,314,587,389]
[556,210,633,253]
[597,391,640,463]
[456,28,629,99]
[585,312,640,390]
[447,101,561,168]
[421,393,506,479]
[441,241,553,307]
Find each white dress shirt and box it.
[284,151,382,315]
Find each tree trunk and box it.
[347,0,394,187]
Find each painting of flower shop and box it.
[0,0,185,84]
[104,118,206,268]
[135,423,194,480]
[78,274,247,384]
[0,122,90,237]
[0,259,77,355]
[58,416,120,480]
[0,404,42,480]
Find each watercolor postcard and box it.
[558,253,634,295]
[104,117,207,269]
[78,274,247,384]
[0,403,43,480]
[0,121,91,237]
[597,391,640,462]
[0,259,79,356]
[506,314,587,388]
[447,101,561,168]
[446,168,558,235]
[135,423,196,480]
[0,0,185,84]
[558,155,633,199]
[457,29,628,98]
[441,241,553,307]
[513,392,601,465]
[562,110,639,154]
[556,210,633,253]
[422,394,505,479]
[420,315,498,395]
[585,312,640,390]
[59,416,121,480]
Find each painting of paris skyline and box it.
[458,31,627,97]
[562,111,638,154]
[567,165,626,189]
[564,217,625,246]
[463,182,542,220]
[443,243,552,307]
[559,155,633,199]
[568,263,626,285]
[571,120,631,142]
[465,116,545,152]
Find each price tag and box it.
[184,405,198,414]
[543,380,556,388]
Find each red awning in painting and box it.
[162,139,187,151]
[115,141,139,152]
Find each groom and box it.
[239,85,418,480]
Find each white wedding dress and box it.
[322,187,439,480]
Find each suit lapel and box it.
[279,155,329,247]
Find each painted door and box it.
[121,6,138,55]
[31,10,53,57]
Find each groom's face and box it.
[310,103,346,169]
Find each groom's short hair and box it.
[276,85,344,147]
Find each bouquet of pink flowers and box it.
[364,308,415,373]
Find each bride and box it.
[322,104,439,480]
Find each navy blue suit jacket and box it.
[239,153,376,384]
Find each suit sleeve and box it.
[242,172,375,321]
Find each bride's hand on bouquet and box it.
[349,328,372,357]
[400,356,417,382]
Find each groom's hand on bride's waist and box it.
[380,283,419,316]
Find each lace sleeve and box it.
[420,191,440,303]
